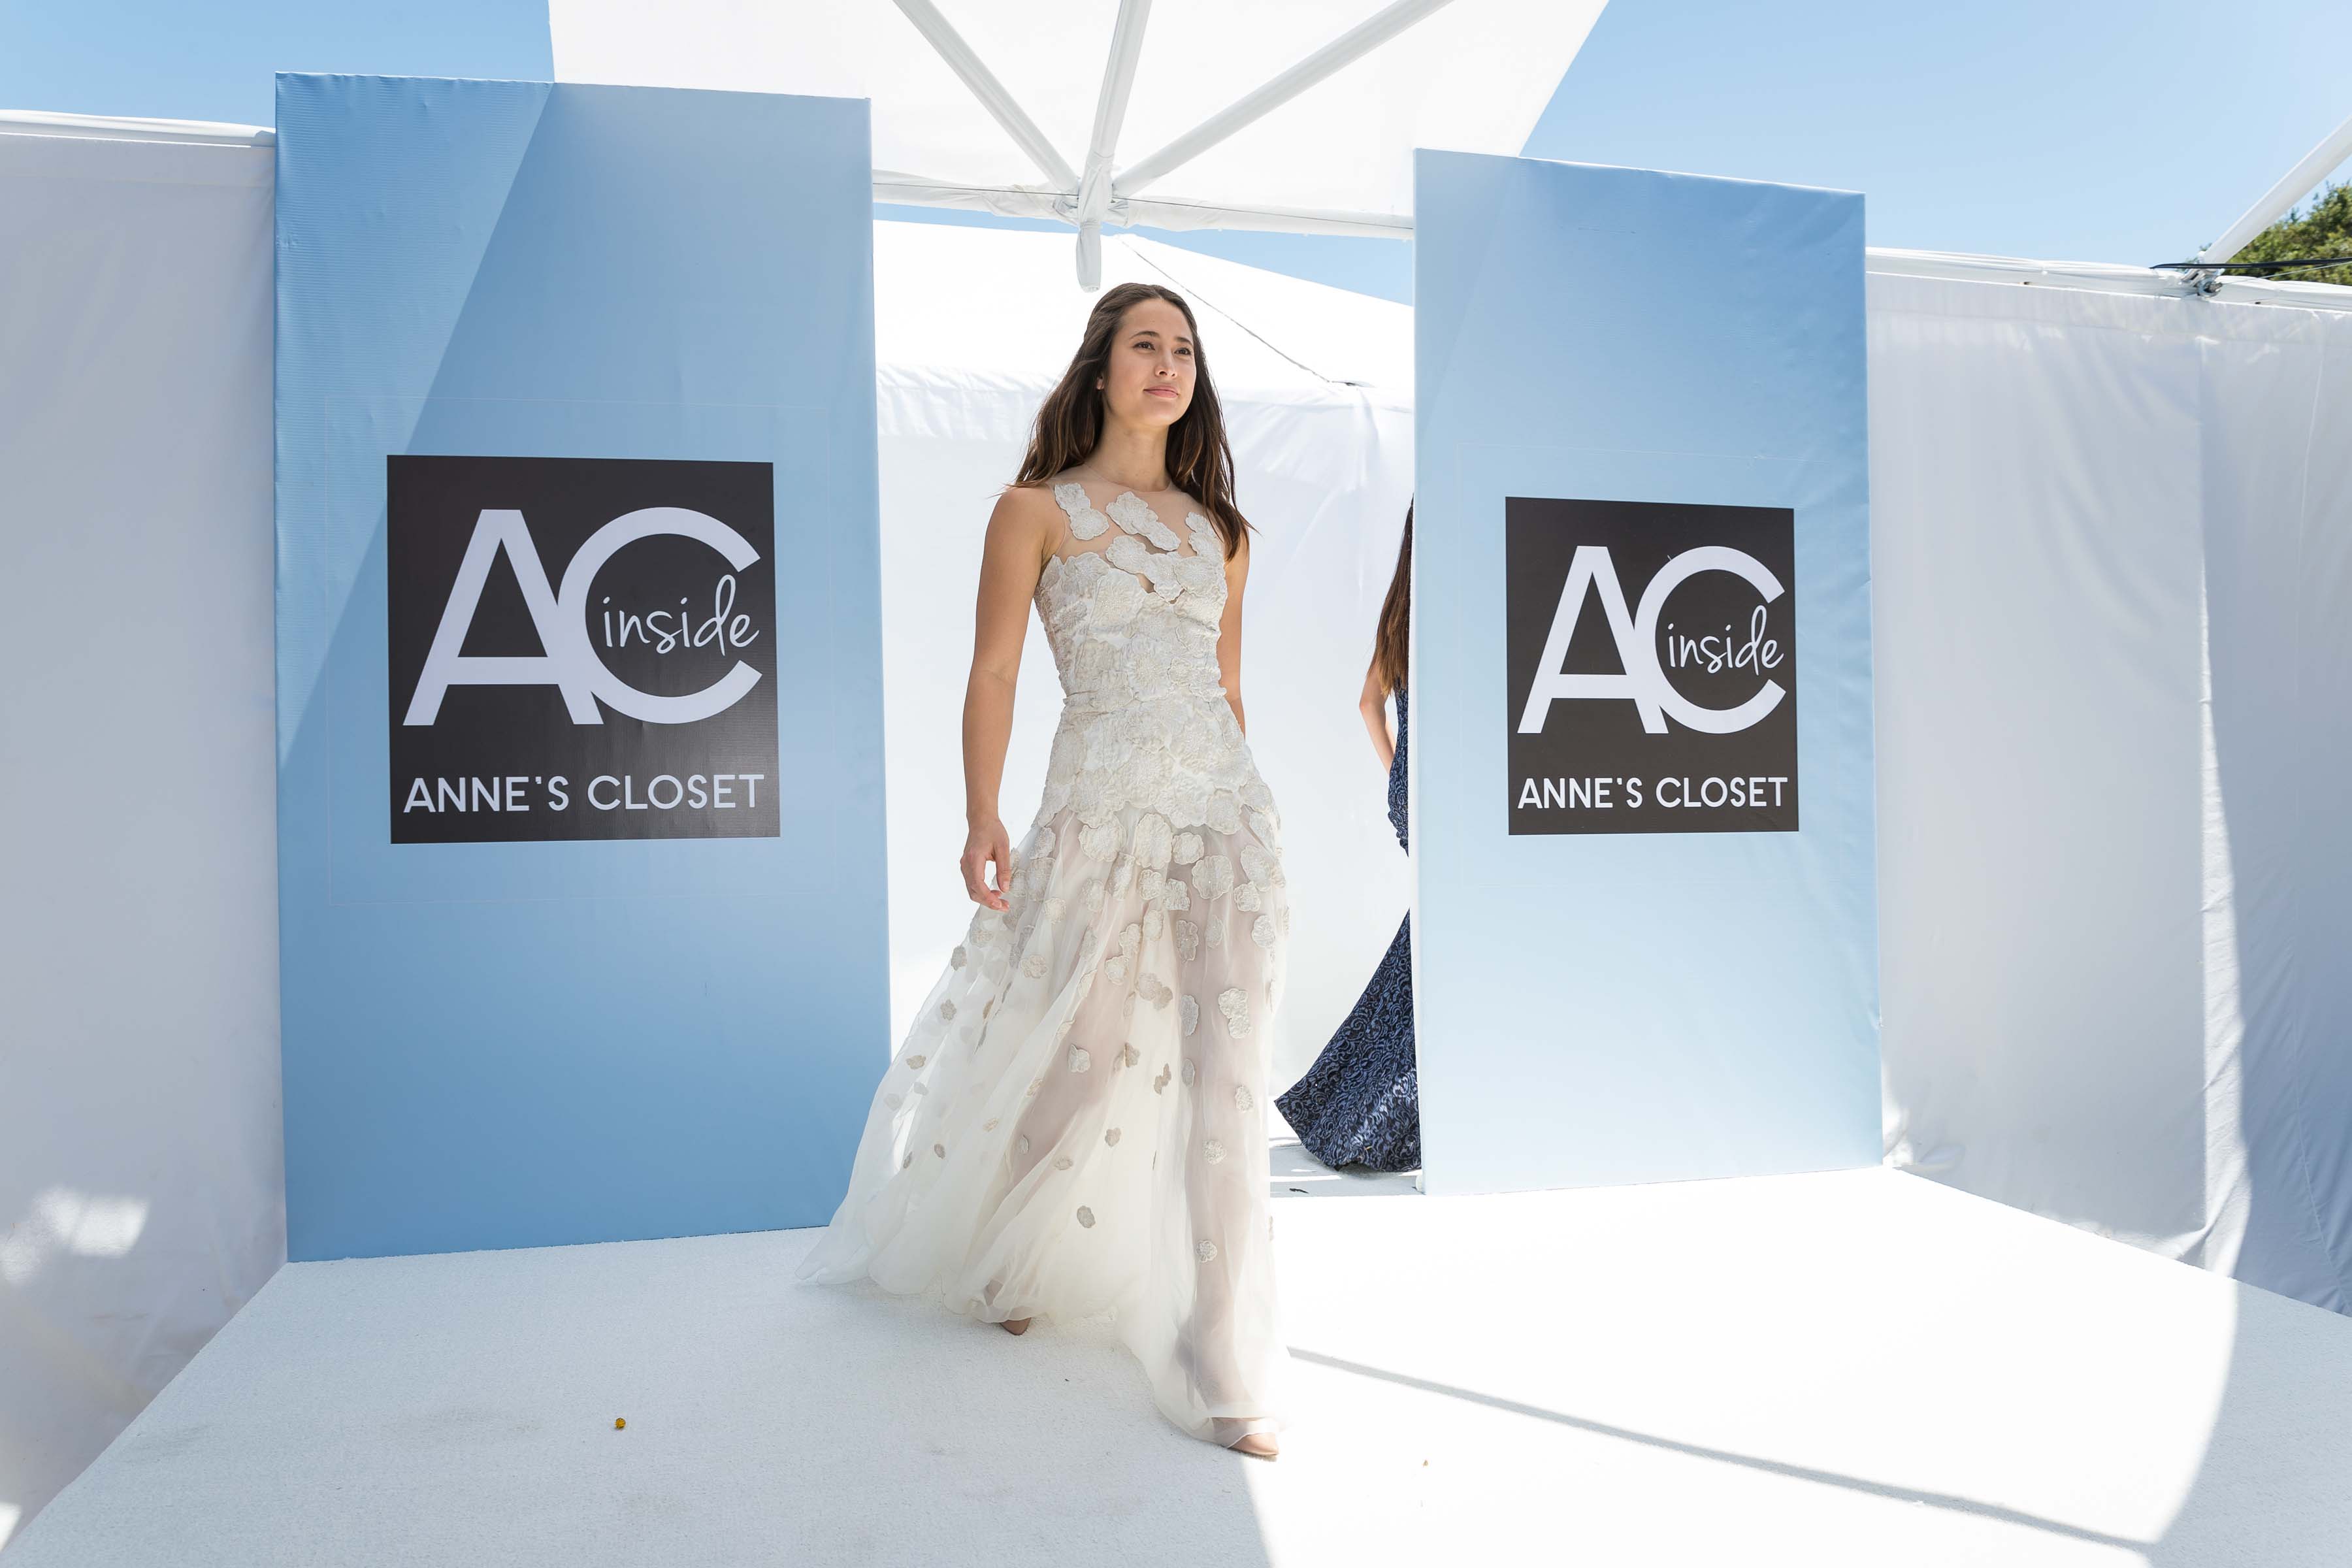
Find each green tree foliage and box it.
[2231,180,2352,287]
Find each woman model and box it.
[1277,507,1419,1173]
[796,283,1290,1459]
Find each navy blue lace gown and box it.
[1275,681,1419,1172]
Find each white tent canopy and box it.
[551,0,1607,280]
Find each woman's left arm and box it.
[1358,652,1396,773]
[1217,528,1252,736]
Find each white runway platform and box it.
[12,1156,2350,1566]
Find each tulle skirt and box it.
[795,783,1292,1447]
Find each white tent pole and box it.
[890,0,1080,193]
[1113,0,1460,199]
[1075,0,1153,289]
[0,108,274,146]
[2194,108,2352,265]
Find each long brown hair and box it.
[1010,282,1254,559]
[1373,500,1411,695]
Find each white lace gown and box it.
[795,476,1292,1446]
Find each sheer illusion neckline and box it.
[1047,478,1216,560]
[1096,489,1201,555]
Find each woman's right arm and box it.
[960,487,1052,911]
[1358,652,1396,774]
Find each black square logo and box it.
[386,455,780,844]
[1506,497,1797,834]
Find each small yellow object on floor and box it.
[613,1418,625,1429]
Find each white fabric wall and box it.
[869,221,1417,1095]
[1870,267,2352,1311]
[0,120,285,1545]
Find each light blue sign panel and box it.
[1412,150,1878,1194]
[275,74,885,1258]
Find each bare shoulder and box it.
[994,477,1067,519]
[1224,514,1252,572]
[988,480,1064,554]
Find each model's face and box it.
[1095,299,1196,433]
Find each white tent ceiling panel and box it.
[549,0,1604,226]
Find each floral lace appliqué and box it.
[1218,985,1251,1037]
[1053,482,1109,540]
[1107,489,1184,550]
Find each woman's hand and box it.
[962,815,1013,911]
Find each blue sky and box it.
[6,0,2347,304]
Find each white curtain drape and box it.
[0,119,284,1545]
[1870,266,2352,1311]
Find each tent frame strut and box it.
[1114,0,1458,200]
[889,0,1077,192]
[2180,107,2352,293]
[1073,0,1153,288]
[887,0,1461,286]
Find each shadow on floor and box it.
[1290,1346,2147,1554]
